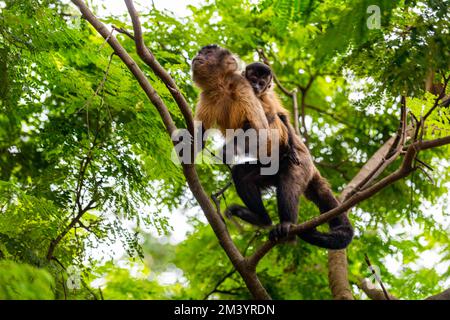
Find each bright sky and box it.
[94,0,203,17]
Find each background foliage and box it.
[0,0,448,299]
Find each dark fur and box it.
[193,48,353,249]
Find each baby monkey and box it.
[244,62,274,97]
[233,61,354,248]
[244,62,300,164]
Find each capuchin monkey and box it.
[192,46,353,248]
[244,62,300,165]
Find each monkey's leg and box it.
[225,164,273,227]
[269,168,302,242]
[302,172,354,249]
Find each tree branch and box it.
[359,278,450,300]
[71,0,270,299]
[203,269,237,300]
[70,0,450,301]
[423,74,450,121]
[124,0,195,136]
[292,88,300,135]
[426,288,450,300]
[358,278,398,300]
[364,254,391,300]
[248,136,450,269]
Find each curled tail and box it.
[301,171,354,249]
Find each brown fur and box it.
[192,47,354,249]
[258,90,290,147]
[193,47,270,136]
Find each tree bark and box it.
[71,0,271,300]
[359,278,398,300]
[426,288,450,300]
[328,134,402,300]
[70,0,450,300]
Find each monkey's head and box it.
[244,62,273,97]
[192,45,238,89]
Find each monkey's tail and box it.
[300,172,354,249]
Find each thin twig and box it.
[203,269,237,300]
[364,253,390,300]
[423,74,450,121]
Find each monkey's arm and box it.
[245,97,271,131]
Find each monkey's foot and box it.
[224,204,272,227]
[269,222,296,243]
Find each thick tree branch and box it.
[360,278,450,300]
[327,102,438,300]
[327,102,408,299]
[358,278,398,300]
[426,288,450,300]
[328,133,399,299]
[328,250,353,299]
[248,136,450,269]
[71,0,270,299]
[70,0,450,301]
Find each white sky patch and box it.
[90,0,203,18]
[157,265,187,286]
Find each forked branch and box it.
[248,135,450,268]
[70,0,450,300]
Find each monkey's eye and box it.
[259,81,266,86]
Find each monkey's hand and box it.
[269,222,297,244]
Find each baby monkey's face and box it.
[245,62,273,97]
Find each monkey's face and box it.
[245,63,273,96]
[192,45,238,88]
[246,72,271,96]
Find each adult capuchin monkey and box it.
[192,45,353,249]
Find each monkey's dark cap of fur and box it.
[199,44,219,52]
[246,62,271,71]
[246,62,272,76]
